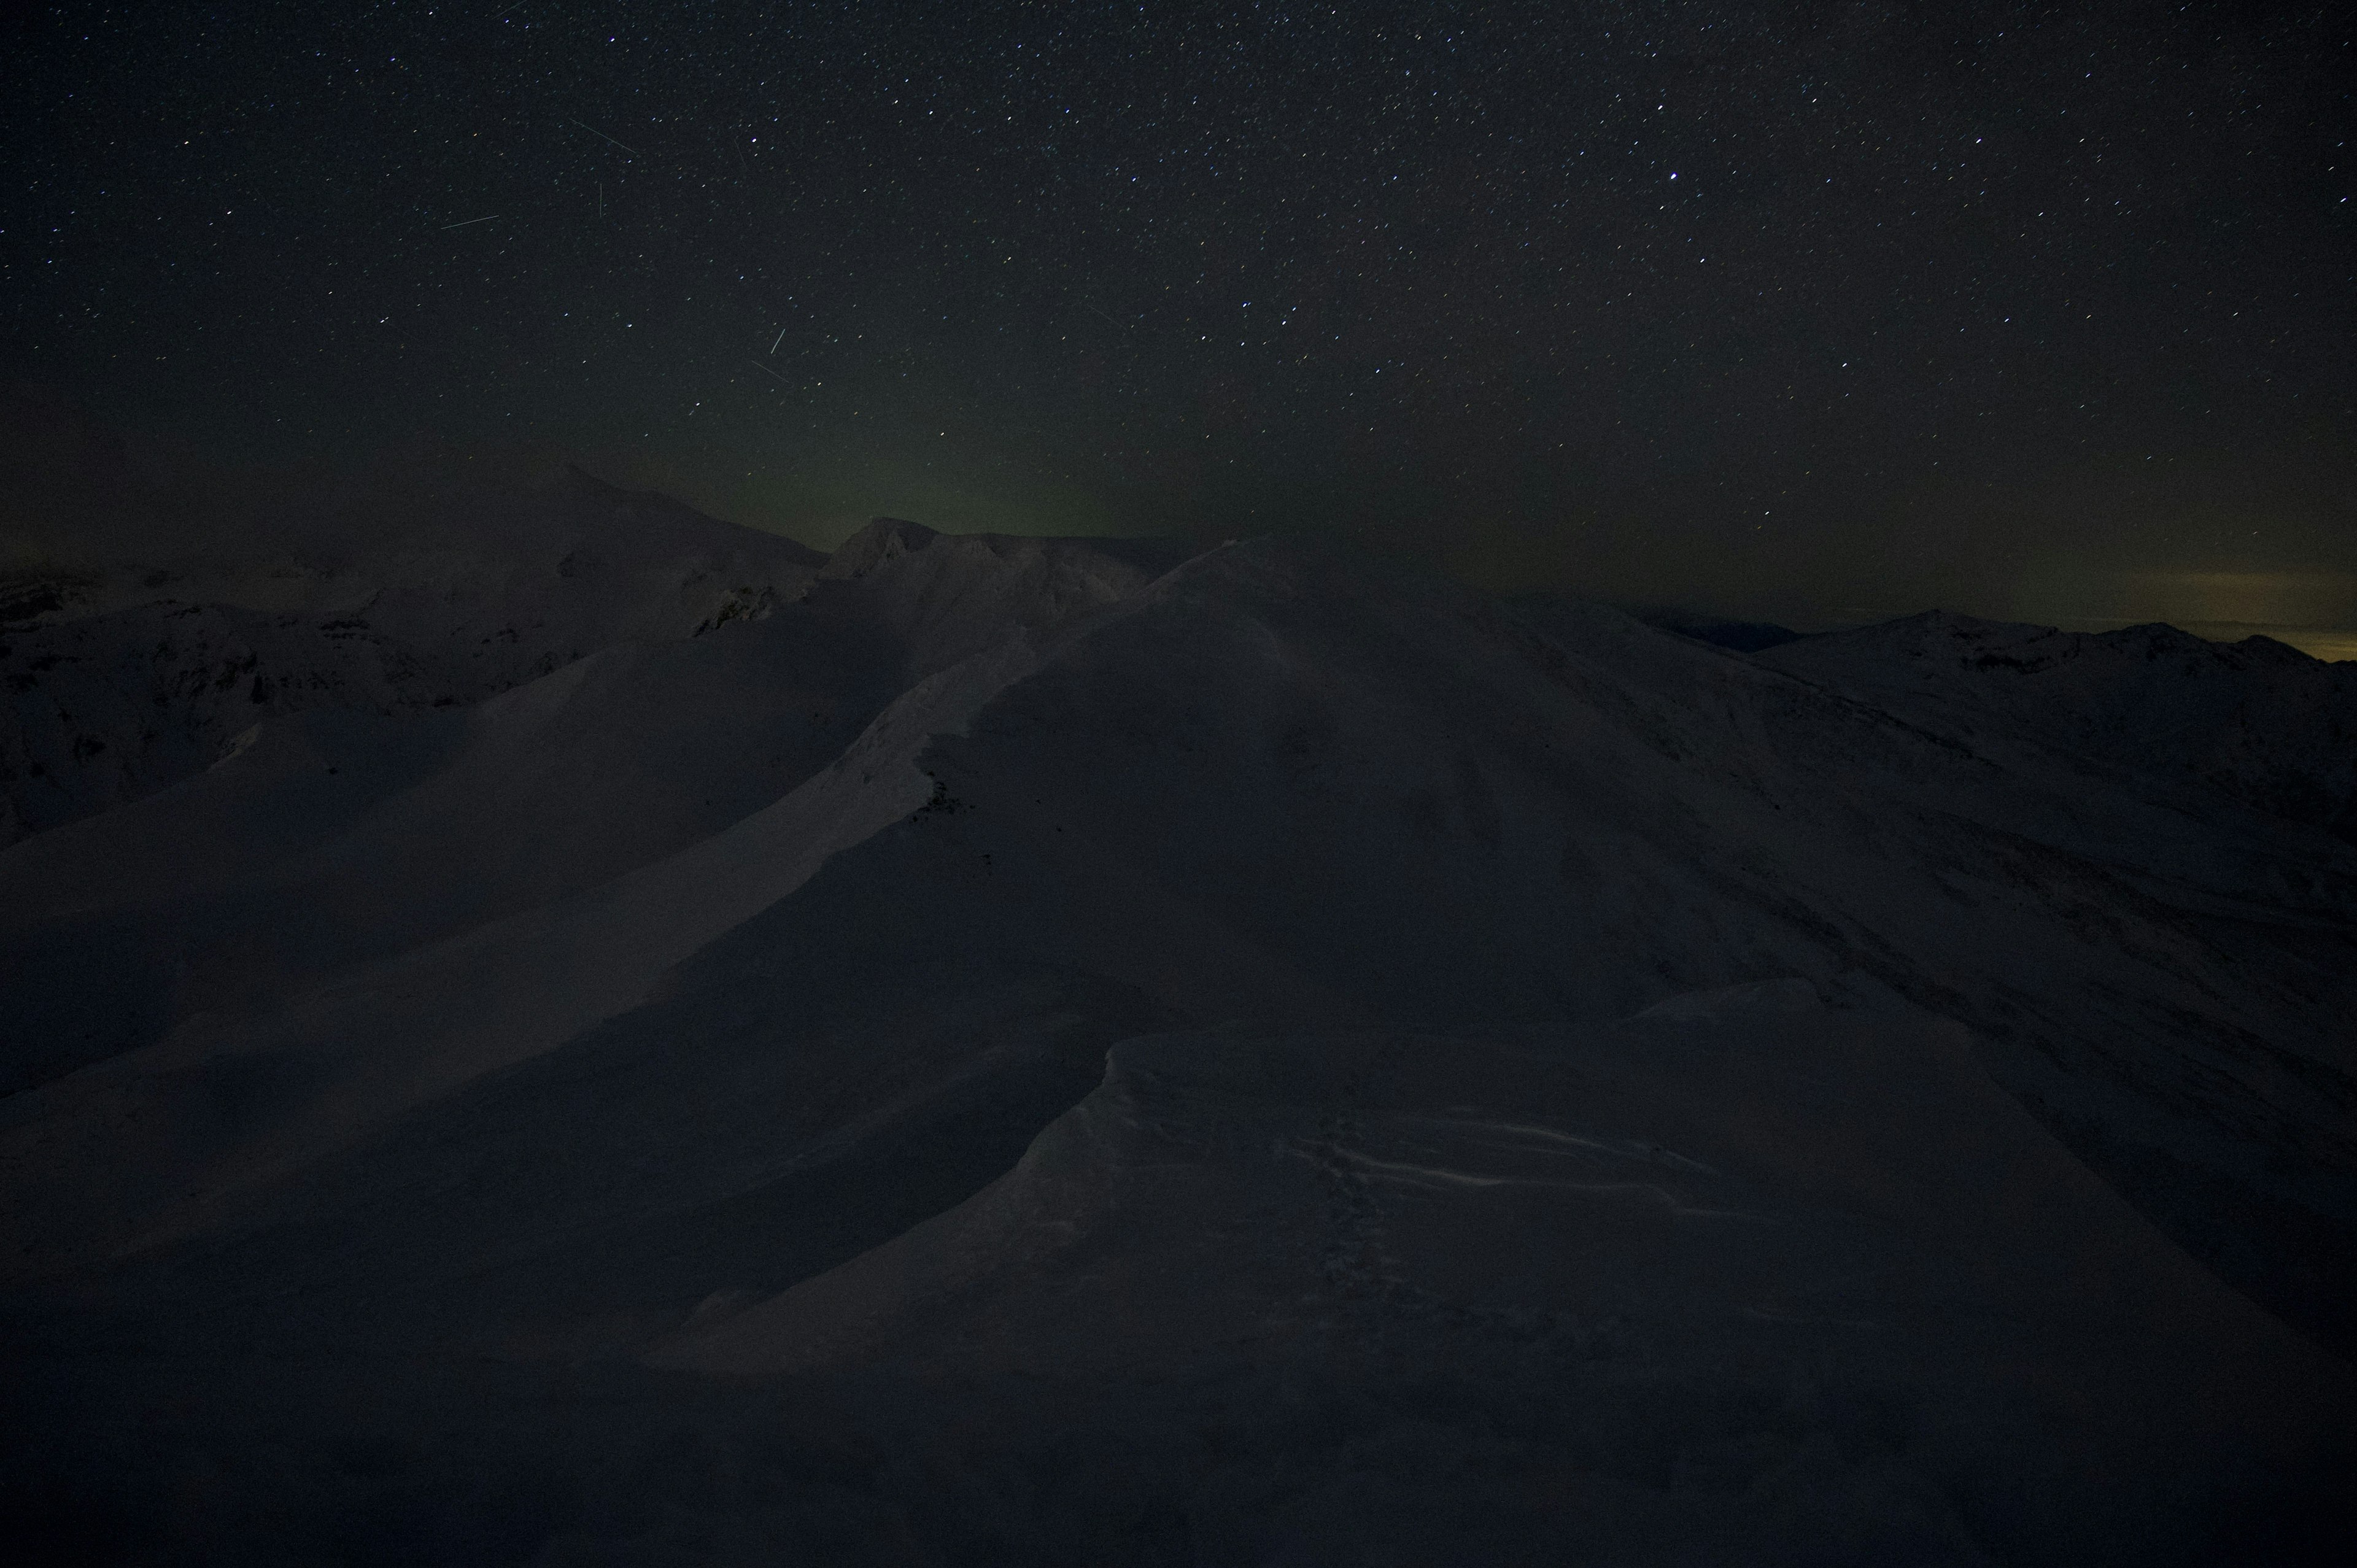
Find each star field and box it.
[4,1,2351,626]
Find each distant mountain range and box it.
[3,458,2351,1564]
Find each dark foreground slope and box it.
[2,522,2352,1564]
[660,987,2345,1566]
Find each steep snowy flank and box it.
[0,516,1192,1096]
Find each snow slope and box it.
[659,986,2348,1564]
[0,514,1182,1092]
[1,523,2351,1562]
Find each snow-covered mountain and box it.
[1756,611,2357,841]
[0,512,1189,1092]
[0,462,830,846]
[1,489,2351,1564]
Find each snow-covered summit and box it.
[819,514,940,580]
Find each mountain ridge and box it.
[2,491,2351,1564]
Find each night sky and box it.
[4,2,2351,639]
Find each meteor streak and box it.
[570,118,642,158]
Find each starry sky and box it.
[4,1,2352,637]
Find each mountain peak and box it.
[821,516,940,580]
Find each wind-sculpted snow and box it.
[1,522,2351,1564]
[656,989,2347,1563]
